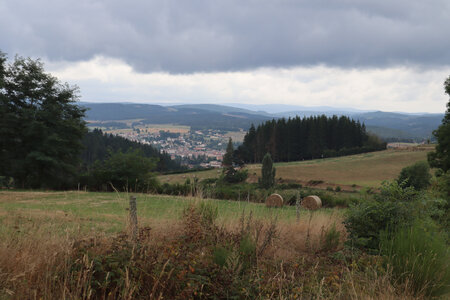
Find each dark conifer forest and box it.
[237,115,386,163]
[81,129,183,173]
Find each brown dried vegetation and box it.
[0,200,423,299]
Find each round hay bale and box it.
[265,193,283,208]
[301,195,322,210]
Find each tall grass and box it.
[1,191,439,299]
[380,223,450,297]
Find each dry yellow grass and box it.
[270,149,430,187]
[0,192,427,299]
[159,148,431,188]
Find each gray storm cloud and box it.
[1,0,449,73]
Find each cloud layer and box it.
[2,0,450,73]
[47,56,449,113]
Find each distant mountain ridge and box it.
[80,102,443,141]
[81,102,272,131]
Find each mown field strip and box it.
[0,191,342,236]
[159,148,431,187]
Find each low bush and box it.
[221,167,248,184]
[277,183,303,190]
[212,245,232,267]
[344,181,417,251]
[380,223,450,297]
[320,223,341,252]
[397,161,432,190]
[0,176,13,188]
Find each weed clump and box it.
[380,223,450,297]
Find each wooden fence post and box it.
[296,191,301,223]
[129,195,138,241]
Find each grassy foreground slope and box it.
[0,191,433,298]
[159,147,432,188]
[0,191,338,235]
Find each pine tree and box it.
[259,153,276,189]
[222,138,234,167]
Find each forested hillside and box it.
[83,102,271,131]
[81,129,183,172]
[237,115,386,163]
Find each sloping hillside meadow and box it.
[159,147,432,189]
[0,145,444,299]
[0,191,415,299]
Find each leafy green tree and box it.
[0,52,86,189]
[259,153,276,189]
[428,75,450,172]
[91,149,158,192]
[397,161,432,190]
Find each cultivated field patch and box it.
[160,148,431,188]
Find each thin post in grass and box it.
[296,190,301,223]
[129,195,138,241]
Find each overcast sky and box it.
[1,0,450,113]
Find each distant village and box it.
[110,127,245,169]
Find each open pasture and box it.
[159,148,431,188]
[0,191,340,237]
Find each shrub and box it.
[438,172,450,224]
[321,223,341,252]
[90,149,158,192]
[308,180,324,185]
[201,178,218,185]
[380,223,450,297]
[197,201,218,225]
[213,246,232,267]
[277,183,303,190]
[239,234,257,271]
[397,161,432,190]
[344,181,417,251]
[335,186,341,192]
[222,167,248,184]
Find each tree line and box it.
[236,115,386,163]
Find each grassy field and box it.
[0,191,436,298]
[159,148,432,188]
[0,190,340,236]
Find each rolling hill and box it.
[158,147,432,189]
[81,102,272,131]
[80,102,443,140]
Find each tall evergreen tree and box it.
[259,153,276,189]
[428,75,450,172]
[222,138,234,167]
